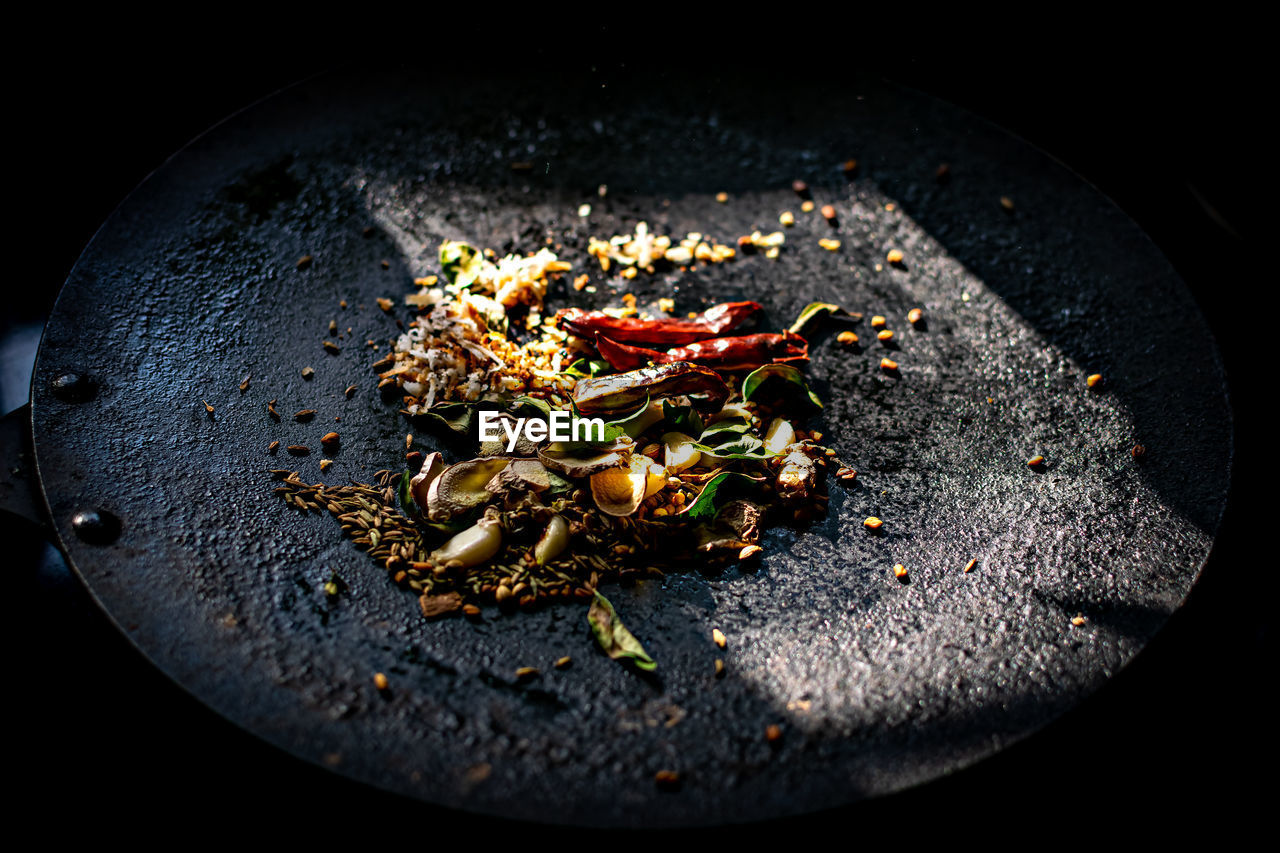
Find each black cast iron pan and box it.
[26,67,1232,827]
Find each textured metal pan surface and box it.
[30,69,1230,827]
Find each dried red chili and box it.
[595,331,808,372]
[554,301,761,346]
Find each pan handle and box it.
[0,404,49,532]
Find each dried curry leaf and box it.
[680,472,764,521]
[788,301,844,335]
[587,592,656,671]
[741,363,822,410]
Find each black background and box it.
[11,33,1266,843]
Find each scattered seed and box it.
[1087,373,1103,388]
[907,308,924,325]
[818,238,840,251]
[295,409,317,422]
[654,770,681,790]
[836,467,857,482]
[380,260,390,270]
[836,330,859,347]
[779,211,795,226]
[886,249,904,264]
[1071,614,1087,627]
[554,656,572,670]
[820,204,836,221]
[239,374,250,393]
[712,628,726,648]
[715,191,729,203]
[328,320,338,336]
[268,440,280,454]
[1028,455,1045,468]
[345,384,357,398]
[877,329,894,342]
[373,672,389,691]
[893,563,908,579]
[1131,443,1146,459]
[870,315,887,329]
[323,341,341,355]
[801,200,816,213]
[842,158,858,176]
[791,179,808,195]
[766,724,783,743]
[880,357,899,371]
[319,459,333,471]
[739,544,763,561]
[286,445,310,456]
[296,254,313,270]
[714,659,725,678]
[936,163,951,181]
[300,366,315,381]
[268,400,280,421]
[511,161,534,172]
[405,433,414,450]
[462,604,482,618]
[515,666,539,682]
[863,517,883,530]
[202,399,214,416]
[1000,196,1015,211]
[321,432,340,448]
[964,558,977,573]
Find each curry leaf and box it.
[510,395,553,421]
[680,472,763,520]
[564,358,611,378]
[423,401,478,434]
[662,401,704,436]
[788,301,845,335]
[399,470,418,515]
[587,593,656,671]
[741,363,823,410]
[438,240,489,288]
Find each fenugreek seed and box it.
[1087,373,1103,388]
[766,724,783,743]
[1028,455,1045,468]
[907,308,923,325]
[863,516,883,530]
[964,558,977,573]
[712,628,726,648]
[893,563,908,579]
[870,315,887,329]
[295,410,317,422]
[345,384,357,398]
[821,204,836,221]
[655,770,681,790]
[886,249,904,264]
[323,341,340,355]
[268,440,280,454]
[321,432,340,447]
[877,329,894,342]
[880,358,899,371]
[554,656,572,670]
[286,445,310,456]
[836,330,859,347]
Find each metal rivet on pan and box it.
[71,508,120,544]
[51,372,95,402]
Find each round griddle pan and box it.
[29,68,1231,827]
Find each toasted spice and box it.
[301,366,315,380]
[935,163,951,181]
[880,357,899,371]
[329,320,338,336]
[714,658,725,678]
[462,604,482,618]
[712,628,727,648]
[377,297,393,313]
[837,330,859,347]
[373,672,389,691]
[739,544,763,560]
[863,517,883,530]
[405,433,414,450]
[295,410,318,422]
